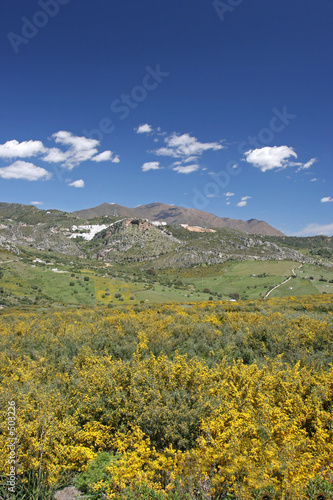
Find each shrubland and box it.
[0,294,333,499]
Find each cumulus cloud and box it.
[91,150,119,163]
[42,148,69,163]
[294,223,333,236]
[244,146,318,174]
[310,178,318,182]
[142,162,162,172]
[92,151,112,162]
[0,161,52,181]
[236,196,251,207]
[224,192,235,197]
[48,132,119,168]
[155,133,223,159]
[0,131,120,173]
[136,124,153,134]
[173,164,200,174]
[68,179,85,188]
[321,196,333,203]
[30,201,44,205]
[48,131,99,169]
[244,146,298,172]
[52,131,98,150]
[0,140,46,159]
[139,128,224,175]
[155,132,224,174]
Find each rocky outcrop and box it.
[54,486,84,499]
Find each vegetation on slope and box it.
[0,295,333,499]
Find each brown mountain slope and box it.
[73,202,284,236]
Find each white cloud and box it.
[142,129,224,175]
[0,161,52,181]
[52,131,98,150]
[245,147,318,174]
[173,164,200,174]
[68,179,85,188]
[30,201,44,205]
[0,131,120,172]
[183,155,199,163]
[294,223,333,236]
[0,140,46,159]
[297,158,317,171]
[224,192,235,197]
[136,124,153,134]
[91,150,119,163]
[50,131,99,169]
[310,178,318,182]
[226,201,230,205]
[142,161,162,172]
[155,133,223,159]
[42,147,69,163]
[91,151,112,162]
[244,146,298,172]
[321,196,333,203]
[236,196,251,207]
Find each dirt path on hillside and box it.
[264,263,303,299]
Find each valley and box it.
[0,202,332,310]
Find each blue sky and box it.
[0,0,332,235]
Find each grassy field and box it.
[178,260,298,300]
[1,248,332,307]
[269,262,333,298]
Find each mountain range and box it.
[73,202,284,236]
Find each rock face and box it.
[83,218,309,268]
[91,218,179,263]
[54,486,84,500]
[0,222,83,256]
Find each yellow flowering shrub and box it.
[0,294,332,498]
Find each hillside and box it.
[81,218,305,267]
[1,295,333,499]
[73,202,285,236]
[1,202,331,272]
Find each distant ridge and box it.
[73,202,284,236]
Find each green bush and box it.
[75,452,117,499]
